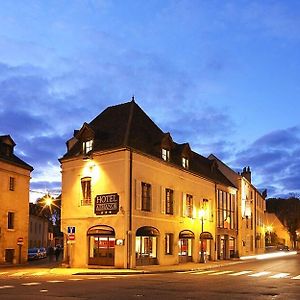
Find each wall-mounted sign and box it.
[95,193,119,215]
[115,239,125,246]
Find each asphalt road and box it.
[0,255,299,299]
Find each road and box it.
[0,254,299,299]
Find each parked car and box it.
[28,248,41,260]
[39,247,47,258]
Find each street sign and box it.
[17,237,24,245]
[67,226,76,234]
[68,234,75,241]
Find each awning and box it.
[179,230,195,239]
[87,225,115,236]
[200,231,213,240]
[136,226,160,237]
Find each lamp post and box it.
[199,209,205,263]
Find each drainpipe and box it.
[127,149,133,269]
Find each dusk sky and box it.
[0,0,300,200]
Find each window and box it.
[141,182,151,211]
[9,177,15,191]
[165,188,174,215]
[8,212,14,229]
[217,190,236,229]
[162,148,170,161]
[83,139,93,155]
[186,194,193,218]
[81,177,91,205]
[165,233,174,255]
[182,157,189,169]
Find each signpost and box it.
[94,193,119,215]
[17,237,23,264]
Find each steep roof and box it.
[0,135,33,171]
[61,100,235,188]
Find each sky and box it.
[0,0,300,200]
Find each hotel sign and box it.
[95,193,119,215]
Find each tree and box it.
[266,196,300,249]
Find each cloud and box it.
[230,126,300,196]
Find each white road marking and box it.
[22,282,41,286]
[32,271,48,276]
[291,275,300,280]
[40,289,48,293]
[177,270,195,274]
[68,278,84,281]
[47,280,64,283]
[87,277,98,280]
[249,271,271,277]
[9,272,28,277]
[191,270,216,275]
[0,285,14,289]
[229,271,253,276]
[208,270,234,276]
[0,271,9,275]
[100,276,117,279]
[269,273,290,279]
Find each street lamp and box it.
[199,208,205,263]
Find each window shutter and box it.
[182,192,186,217]
[160,186,165,214]
[135,180,142,210]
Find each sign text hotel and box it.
[94,193,119,215]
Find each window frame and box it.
[161,148,170,161]
[81,176,92,205]
[141,182,151,212]
[7,212,14,229]
[182,157,189,169]
[185,194,193,218]
[165,233,174,255]
[83,139,93,155]
[9,177,15,191]
[165,188,174,215]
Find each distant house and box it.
[0,135,33,264]
[265,212,292,249]
[29,203,53,249]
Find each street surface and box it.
[0,254,299,299]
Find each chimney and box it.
[241,166,251,183]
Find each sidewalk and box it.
[50,259,245,276]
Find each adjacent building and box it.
[60,100,239,268]
[208,155,266,257]
[0,135,33,264]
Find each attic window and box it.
[162,148,170,161]
[182,157,189,169]
[83,139,93,155]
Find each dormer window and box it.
[83,139,93,155]
[162,148,170,161]
[182,157,189,169]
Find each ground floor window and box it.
[87,225,115,266]
[135,226,159,266]
[165,233,174,255]
[5,249,14,263]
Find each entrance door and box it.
[87,225,115,266]
[5,249,14,263]
[179,238,193,263]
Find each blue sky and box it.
[0,0,299,199]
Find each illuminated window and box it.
[217,190,236,229]
[165,233,174,255]
[141,182,151,211]
[165,188,174,215]
[83,139,93,155]
[182,157,189,169]
[81,177,91,205]
[8,212,14,229]
[185,194,193,218]
[162,148,170,161]
[9,177,15,191]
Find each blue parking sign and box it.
[67,226,75,234]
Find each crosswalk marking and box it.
[292,275,300,280]
[229,271,253,276]
[209,270,234,276]
[32,271,48,276]
[0,285,14,289]
[22,282,41,286]
[0,271,9,275]
[68,278,84,281]
[9,271,28,277]
[47,280,64,283]
[191,270,216,275]
[249,271,271,277]
[269,273,290,279]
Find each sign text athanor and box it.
[94,193,119,215]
